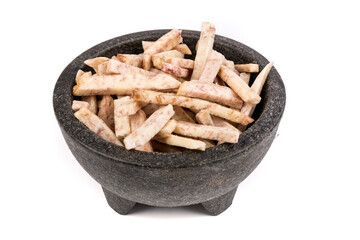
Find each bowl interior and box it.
[53,29,285,168]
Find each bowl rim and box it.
[53,29,286,168]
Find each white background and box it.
[1,0,359,239]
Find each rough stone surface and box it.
[201,187,238,216]
[102,187,136,215]
[53,30,286,215]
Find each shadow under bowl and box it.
[53,30,286,216]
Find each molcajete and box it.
[53,30,286,215]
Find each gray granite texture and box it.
[53,30,286,215]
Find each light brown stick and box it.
[161,62,190,78]
[113,98,147,117]
[97,95,114,130]
[172,106,196,123]
[218,65,261,104]
[131,90,254,125]
[75,70,85,83]
[156,119,177,138]
[72,100,90,112]
[191,22,216,80]
[74,108,123,146]
[195,110,214,126]
[96,61,109,75]
[142,103,161,117]
[222,60,240,75]
[73,61,181,96]
[240,73,251,85]
[235,63,259,73]
[84,57,109,73]
[164,57,194,69]
[174,121,240,143]
[106,58,184,87]
[241,62,274,117]
[81,96,98,114]
[177,81,244,109]
[123,104,175,149]
[114,97,131,138]
[76,71,92,84]
[152,50,184,69]
[129,109,153,152]
[173,44,192,55]
[142,29,183,70]
[142,41,191,55]
[211,116,241,145]
[106,58,154,75]
[212,116,240,133]
[116,54,143,67]
[149,68,186,83]
[179,109,215,147]
[155,134,206,151]
[198,50,225,83]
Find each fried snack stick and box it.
[164,57,194,69]
[114,97,131,138]
[82,96,98,114]
[75,70,85,82]
[74,71,98,113]
[172,44,192,55]
[152,50,184,69]
[174,121,239,143]
[235,63,259,73]
[105,58,151,75]
[191,22,216,80]
[177,81,243,109]
[218,65,261,104]
[131,90,253,125]
[211,115,241,145]
[106,59,184,86]
[155,135,206,151]
[195,110,214,126]
[161,62,190,78]
[142,103,160,117]
[181,109,216,147]
[222,60,240,75]
[129,110,153,152]
[116,54,143,67]
[124,104,175,150]
[73,74,181,96]
[143,29,183,70]
[238,62,274,132]
[76,71,91,84]
[96,61,109,75]
[156,119,177,138]
[142,41,191,55]
[212,116,240,133]
[72,100,90,112]
[198,50,225,83]
[172,106,196,123]
[84,57,109,73]
[241,62,274,117]
[149,68,186,83]
[73,61,181,96]
[240,73,251,85]
[74,108,123,146]
[114,98,147,117]
[97,95,114,130]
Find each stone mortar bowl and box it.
[53,30,286,216]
